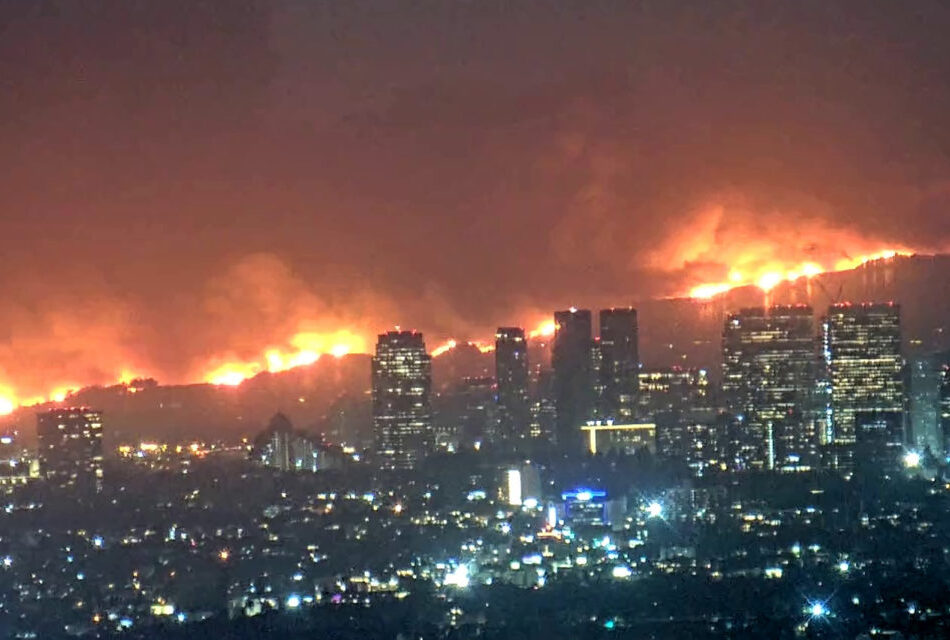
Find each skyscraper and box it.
[598,308,639,422]
[940,353,950,454]
[494,327,530,442]
[908,354,942,456]
[824,303,904,471]
[552,308,594,450]
[36,407,104,492]
[459,375,495,447]
[722,306,817,471]
[372,330,433,470]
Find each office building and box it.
[580,421,656,456]
[460,375,495,447]
[598,308,639,422]
[0,432,39,491]
[36,408,104,492]
[504,463,541,507]
[254,413,320,472]
[552,308,594,450]
[824,303,904,471]
[908,354,943,456]
[722,306,817,471]
[495,327,530,442]
[372,330,433,469]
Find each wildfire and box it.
[203,330,367,386]
[688,250,910,299]
[528,320,557,339]
[429,339,495,357]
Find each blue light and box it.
[561,488,607,501]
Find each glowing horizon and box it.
[687,250,910,299]
[0,253,921,414]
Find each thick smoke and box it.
[2,1,950,401]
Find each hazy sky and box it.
[1,0,950,395]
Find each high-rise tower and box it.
[372,330,433,470]
[598,308,639,422]
[495,327,530,442]
[824,303,904,471]
[722,306,817,471]
[552,309,594,450]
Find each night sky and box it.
[1,1,950,396]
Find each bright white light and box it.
[903,451,921,468]
[646,501,663,518]
[810,602,827,617]
[507,469,522,506]
[612,565,632,579]
[575,491,593,502]
[1,556,11,567]
[838,561,849,573]
[444,564,470,588]
[285,595,301,608]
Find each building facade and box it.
[494,327,531,443]
[598,308,639,423]
[36,407,104,492]
[372,330,433,470]
[722,306,817,472]
[552,309,594,450]
[824,303,905,471]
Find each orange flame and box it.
[688,251,911,299]
[528,321,556,339]
[203,330,367,386]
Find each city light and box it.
[285,595,301,609]
[611,566,632,579]
[646,501,663,519]
[903,451,921,468]
[444,564,470,588]
[807,601,829,618]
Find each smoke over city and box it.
[2,1,950,402]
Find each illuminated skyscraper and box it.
[824,303,904,470]
[598,308,639,422]
[36,407,104,492]
[722,306,817,471]
[638,367,715,473]
[372,330,433,470]
[552,308,594,450]
[495,327,530,442]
